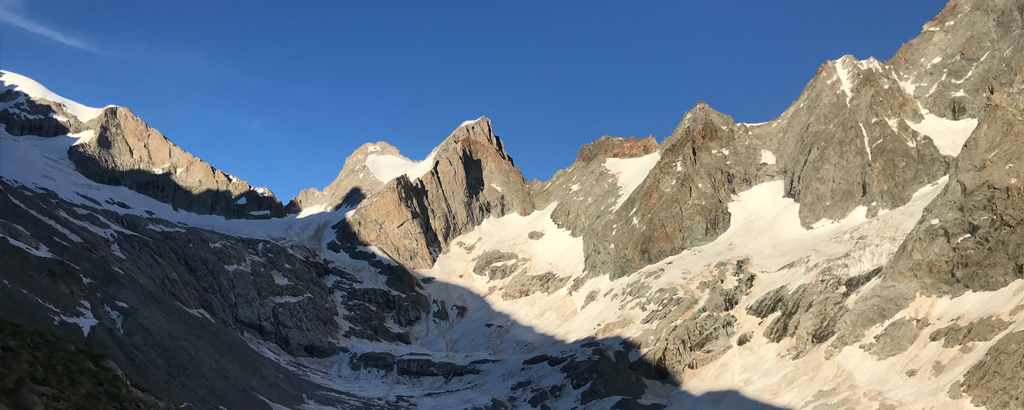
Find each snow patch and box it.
[273,293,311,303]
[2,236,57,259]
[365,151,437,183]
[460,116,486,128]
[0,70,105,122]
[103,304,124,333]
[906,113,978,156]
[272,271,293,286]
[60,300,98,337]
[759,150,776,165]
[296,203,332,219]
[834,58,856,104]
[604,152,660,210]
[147,223,186,232]
[176,302,215,322]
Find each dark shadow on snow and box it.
[0,130,793,409]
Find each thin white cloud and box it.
[0,0,102,54]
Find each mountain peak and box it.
[0,70,108,123]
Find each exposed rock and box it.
[747,283,848,356]
[473,250,527,281]
[772,56,949,226]
[831,87,1024,353]
[285,141,404,214]
[889,0,1024,119]
[928,317,1010,348]
[560,343,651,405]
[335,117,534,269]
[350,352,397,372]
[545,107,735,280]
[68,106,286,219]
[961,331,1024,409]
[501,272,570,300]
[884,90,1024,293]
[866,317,927,359]
[575,135,659,164]
[395,358,480,378]
[0,88,86,138]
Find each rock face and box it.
[69,107,287,219]
[770,56,951,226]
[0,88,87,138]
[285,141,403,214]
[826,86,1024,354]
[0,181,380,409]
[333,117,534,269]
[889,0,1024,120]
[960,330,1024,409]
[888,90,1024,293]
[560,106,736,278]
[0,74,287,220]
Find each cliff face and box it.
[2,1,1024,409]
[331,117,534,269]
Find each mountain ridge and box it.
[2,0,1023,409]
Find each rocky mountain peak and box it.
[329,116,534,269]
[435,116,516,169]
[888,0,1024,119]
[574,135,658,164]
[285,141,408,215]
[0,71,286,220]
[667,101,735,143]
[69,105,287,219]
[0,71,95,138]
[285,116,519,218]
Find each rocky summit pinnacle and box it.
[2,1,1024,409]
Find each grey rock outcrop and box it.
[770,56,950,226]
[929,317,1010,348]
[0,180,381,409]
[285,141,404,214]
[830,87,1024,353]
[333,117,534,269]
[960,330,1024,409]
[889,0,1024,120]
[68,107,286,219]
[541,108,736,279]
[0,88,87,138]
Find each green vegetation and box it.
[0,319,171,410]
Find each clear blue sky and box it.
[1,0,947,200]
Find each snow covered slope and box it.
[3,1,1024,409]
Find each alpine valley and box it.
[2,1,1024,409]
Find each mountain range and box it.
[2,0,1023,409]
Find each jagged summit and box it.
[285,115,513,217]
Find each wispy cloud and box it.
[0,0,102,54]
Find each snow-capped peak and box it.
[459,116,487,128]
[365,149,437,183]
[0,70,107,122]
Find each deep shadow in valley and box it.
[0,143,791,409]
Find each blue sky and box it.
[1,0,947,200]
